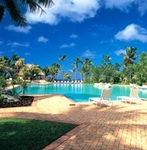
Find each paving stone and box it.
[0,95,147,150]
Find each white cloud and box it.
[104,0,134,10]
[103,0,147,14]
[82,50,96,58]
[137,1,147,15]
[70,34,78,39]
[115,49,126,56]
[25,53,31,55]
[5,25,32,33]
[60,43,75,48]
[37,36,49,43]
[25,0,147,25]
[115,24,147,42]
[7,42,29,47]
[25,0,100,25]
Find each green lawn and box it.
[0,118,77,150]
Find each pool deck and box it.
[0,95,147,150]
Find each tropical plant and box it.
[21,65,30,80]
[21,81,28,95]
[133,52,147,85]
[0,76,7,90]
[0,0,53,26]
[80,58,93,81]
[42,66,51,79]
[62,73,72,81]
[28,65,42,81]
[3,54,21,94]
[89,66,102,83]
[122,47,137,66]
[50,63,60,81]
[59,54,67,78]
[15,58,24,73]
[72,57,82,80]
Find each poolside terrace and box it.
[0,95,147,150]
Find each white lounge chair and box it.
[117,88,141,104]
[89,88,112,107]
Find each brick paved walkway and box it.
[0,95,147,150]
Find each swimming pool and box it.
[15,84,147,102]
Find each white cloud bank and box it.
[7,42,29,47]
[5,25,32,33]
[25,0,147,25]
[82,50,96,58]
[60,43,75,48]
[115,24,147,42]
[70,34,78,39]
[103,0,147,14]
[37,36,49,43]
[25,53,31,55]
[115,49,126,56]
[25,0,100,25]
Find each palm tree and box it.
[122,47,138,83]
[0,0,53,26]
[15,58,24,74]
[62,73,72,81]
[28,65,42,81]
[59,54,67,78]
[134,52,147,85]
[22,65,30,80]
[122,47,137,66]
[0,56,8,77]
[21,81,28,95]
[80,58,93,81]
[42,66,51,79]
[50,63,60,81]
[1,55,20,94]
[72,57,82,80]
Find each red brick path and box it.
[0,95,147,150]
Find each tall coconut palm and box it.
[134,52,147,85]
[100,55,112,83]
[50,63,60,81]
[80,58,93,81]
[59,54,67,78]
[22,65,30,80]
[15,58,24,74]
[0,56,8,76]
[0,0,53,26]
[122,47,138,83]
[62,73,72,81]
[72,57,82,80]
[2,55,20,94]
[122,47,137,66]
[42,66,51,79]
[28,65,42,81]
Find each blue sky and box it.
[1,0,147,73]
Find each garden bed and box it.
[0,96,34,108]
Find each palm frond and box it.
[0,5,5,22]
[3,0,27,26]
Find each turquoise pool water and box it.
[16,84,147,102]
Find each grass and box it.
[0,118,78,150]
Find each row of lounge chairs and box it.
[89,86,142,107]
[54,80,83,84]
